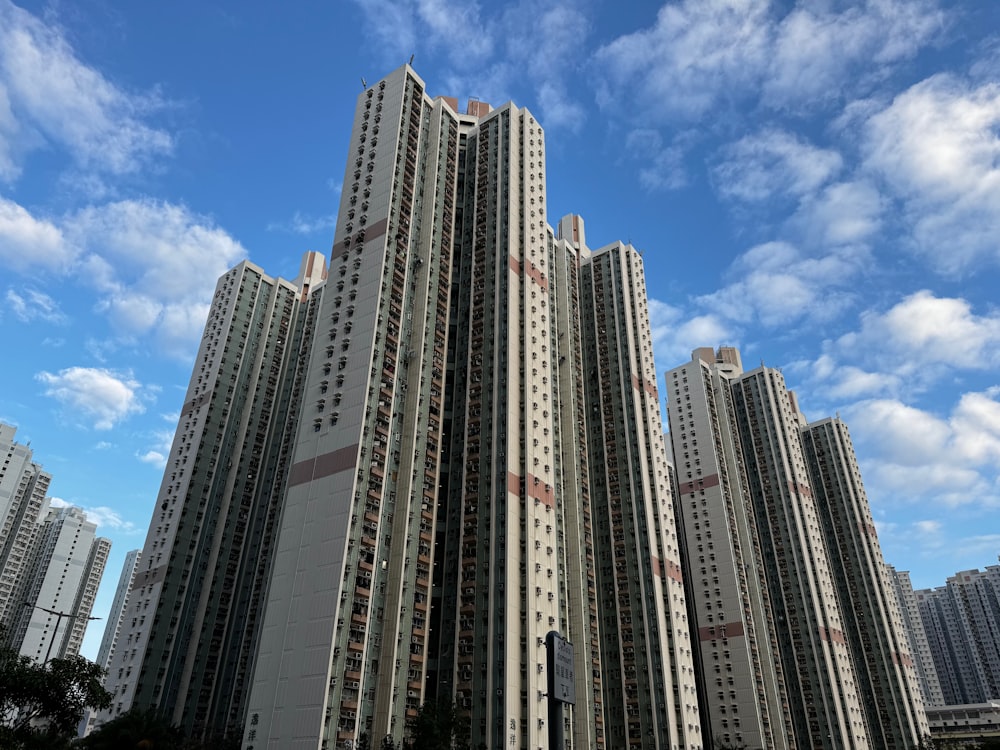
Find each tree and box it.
[78,707,184,749]
[0,642,111,749]
[404,699,470,750]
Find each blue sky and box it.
[1,0,998,659]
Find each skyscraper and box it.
[915,564,1000,705]
[94,549,142,672]
[665,348,926,749]
[0,422,51,636]
[664,348,796,750]
[244,64,700,750]
[7,505,110,662]
[96,252,327,735]
[889,567,945,707]
[82,548,142,737]
[801,418,929,746]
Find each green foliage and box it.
[0,642,111,750]
[403,699,471,750]
[78,707,183,749]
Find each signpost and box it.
[545,631,575,749]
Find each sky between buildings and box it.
[0,0,998,660]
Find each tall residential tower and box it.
[96,252,327,736]
[666,348,925,750]
[244,64,701,750]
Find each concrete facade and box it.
[243,65,701,750]
[96,252,327,737]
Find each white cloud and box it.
[648,297,737,367]
[837,291,1000,375]
[625,129,687,190]
[351,0,587,133]
[137,428,174,469]
[5,287,65,323]
[712,129,843,203]
[594,0,944,123]
[862,74,1000,275]
[78,505,141,534]
[0,196,74,272]
[44,496,140,533]
[137,450,166,467]
[351,0,493,69]
[63,199,247,357]
[763,0,944,110]
[697,241,864,327]
[35,366,147,430]
[0,1,173,181]
[595,0,771,121]
[790,180,884,247]
[844,393,1000,509]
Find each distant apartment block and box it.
[915,563,1000,705]
[665,348,927,750]
[0,422,51,635]
[7,504,110,662]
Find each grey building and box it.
[95,251,328,737]
[916,564,1000,705]
[244,65,701,750]
[802,418,929,746]
[0,422,51,636]
[7,505,110,662]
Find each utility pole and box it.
[32,605,101,663]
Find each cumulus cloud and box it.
[45,496,140,533]
[137,428,175,469]
[789,180,884,247]
[351,0,587,132]
[763,0,944,110]
[35,366,147,430]
[696,241,865,327]
[843,392,1000,509]
[625,129,688,190]
[648,297,737,368]
[862,74,1000,275]
[0,196,74,272]
[836,291,1000,377]
[712,128,843,204]
[62,199,247,357]
[594,0,944,123]
[0,1,173,181]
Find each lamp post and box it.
[33,605,101,663]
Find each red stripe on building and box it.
[289,444,360,487]
[819,626,847,645]
[677,473,721,496]
[698,621,746,641]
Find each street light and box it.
[33,605,101,663]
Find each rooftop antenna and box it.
[409,54,415,65]
[361,77,367,90]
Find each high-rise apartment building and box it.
[244,64,700,750]
[801,418,929,746]
[82,548,142,737]
[664,348,795,750]
[665,348,924,749]
[889,567,945,707]
[7,505,110,662]
[94,549,142,671]
[0,422,51,635]
[915,564,1000,705]
[575,227,700,749]
[96,252,328,736]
